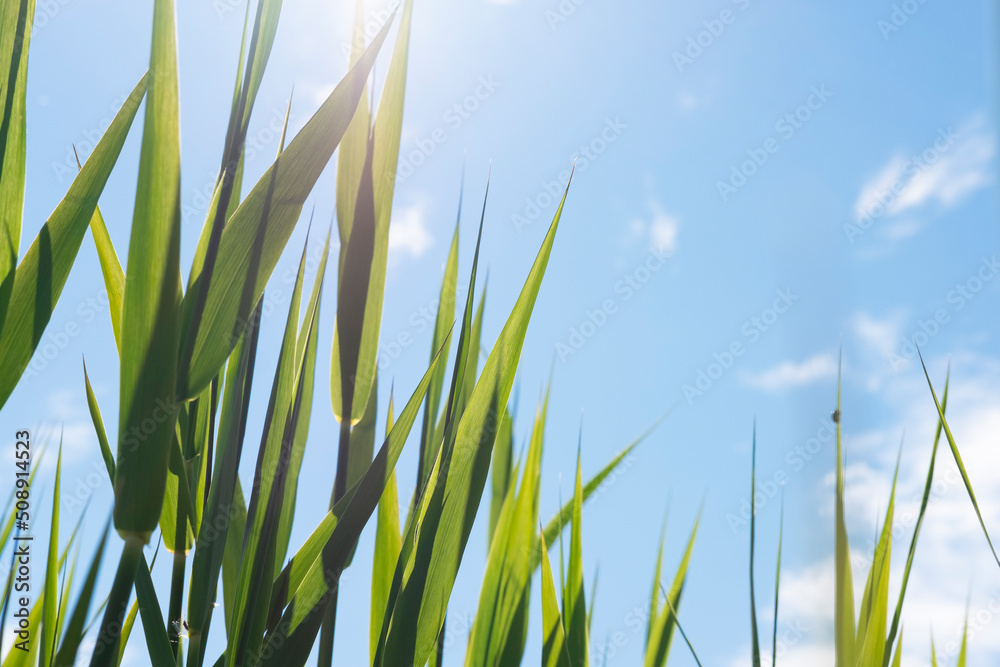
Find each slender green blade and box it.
[563,451,588,666]
[334,0,370,257]
[917,349,1000,569]
[85,201,124,352]
[371,395,401,662]
[750,423,760,667]
[540,531,571,667]
[133,554,175,667]
[0,0,35,282]
[643,518,698,667]
[53,520,111,666]
[489,404,513,544]
[0,74,146,409]
[39,446,61,667]
[834,355,856,665]
[418,218,460,487]
[178,16,395,400]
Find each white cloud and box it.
[630,198,679,255]
[741,353,838,392]
[853,115,995,233]
[389,201,433,259]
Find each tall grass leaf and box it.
[643,517,698,667]
[226,237,310,667]
[464,389,548,666]
[771,496,782,667]
[489,404,513,544]
[375,177,570,667]
[334,0,371,257]
[330,0,414,424]
[39,445,60,667]
[0,73,146,409]
[883,370,948,667]
[53,520,111,666]
[133,554,175,667]
[564,450,589,666]
[419,218,460,489]
[2,601,40,667]
[957,611,968,667]
[371,393,401,662]
[916,349,1000,569]
[179,16,395,400]
[834,355,857,665]
[253,339,448,667]
[86,203,124,352]
[115,0,182,541]
[855,447,899,667]
[0,0,34,283]
[749,422,760,667]
[540,531,571,667]
[186,303,262,667]
[890,629,902,667]
[84,357,118,474]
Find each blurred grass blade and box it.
[54,520,111,666]
[916,349,1000,569]
[834,355,856,665]
[133,554,175,667]
[179,15,395,400]
[0,0,34,282]
[749,422,760,667]
[771,497,782,667]
[0,73,146,409]
[39,445,61,667]
[563,450,588,666]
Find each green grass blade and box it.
[418,217,460,490]
[0,73,146,409]
[371,393,401,662]
[916,348,1000,569]
[179,16,395,401]
[334,0,370,260]
[540,531,571,667]
[226,236,310,667]
[186,303,262,667]
[489,404,513,545]
[750,422,760,667]
[643,517,698,667]
[834,353,856,665]
[564,449,589,665]
[39,445,61,667]
[375,176,571,667]
[0,0,35,282]
[771,496,782,667]
[330,0,414,424]
[883,370,949,667]
[254,342,447,667]
[53,520,111,666]
[133,554,175,667]
[114,0,182,542]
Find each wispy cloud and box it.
[741,353,837,391]
[853,115,994,230]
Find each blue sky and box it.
[4,0,1000,664]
